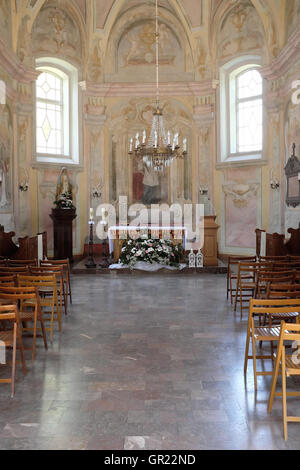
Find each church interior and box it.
[0,0,300,451]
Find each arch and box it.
[29,0,88,66]
[209,0,277,68]
[104,2,195,79]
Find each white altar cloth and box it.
[108,226,187,254]
[109,261,187,272]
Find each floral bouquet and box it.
[54,191,75,209]
[119,235,184,268]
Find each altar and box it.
[108,225,187,263]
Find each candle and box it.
[143,130,146,144]
[129,138,133,152]
[183,138,187,152]
[154,131,158,148]
[135,132,140,148]
[89,208,94,220]
[167,131,171,145]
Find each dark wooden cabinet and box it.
[50,208,77,263]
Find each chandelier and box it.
[128,0,187,172]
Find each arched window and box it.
[219,58,263,163]
[36,69,66,155]
[236,69,262,153]
[35,58,80,166]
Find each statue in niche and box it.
[54,167,75,209]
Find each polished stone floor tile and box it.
[0,273,300,449]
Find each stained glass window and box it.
[36,71,63,155]
[236,69,262,153]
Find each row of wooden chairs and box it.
[244,298,300,440]
[226,256,300,318]
[227,255,300,306]
[0,258,72,396]
[0,259,72,312]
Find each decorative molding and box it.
[261,28,300,82]
[216,159,268,170]
[223,183,260,209]
[84,80,218,98]
[0,37,38,84]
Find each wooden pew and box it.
[255,228,287,257]
[285,224,300,256]
[0,226,47,260]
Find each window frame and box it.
[36,68,66,157]
[33,57,80,167]
[219,56,264,165]
[235,68,263,155]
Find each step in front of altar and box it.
[72,257,227,275]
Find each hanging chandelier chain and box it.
[128,0,187,172]
[155,0,159,109]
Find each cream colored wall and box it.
[0,0,299,257]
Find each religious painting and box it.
[132,156,168,205]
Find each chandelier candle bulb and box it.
[89,208,94,221]
[129,138,133,152]
[143,130,146,144]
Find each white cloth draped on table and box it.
[107,226,187,254]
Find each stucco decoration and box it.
[105,3,193,82]
[217,0,265,60]
[32,3,82,63]
[223,183,260,209]
[88,39,102,82]
[0,103,13,212]
[0,0,11,46]
[180,0,203,29]
[17,16,33,66]
[286,0,300,40]
[94,0,115,30]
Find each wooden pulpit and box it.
[202,216,219,266]
[50,208,76,263]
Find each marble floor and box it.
[0,273,300,450]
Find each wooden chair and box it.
[0,276,16,287]
[267,283,300,300]
[0,267,29,276]
[234,262,272,317]
[0,304,26,397]
[244,299,300,390]
[18,275,61,343]
[259,256,289,263]
[29,266,67,316]
[256,270,296,298]
[6,259,37,267]
[0,286,48,360]
[40,259,72,305]
[226,256,256,304]
[268,322,300,440]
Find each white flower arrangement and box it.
[118,234,184,269]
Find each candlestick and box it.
[85,220,96,268]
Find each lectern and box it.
[50,208,77,263]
